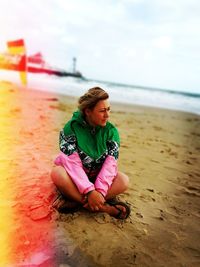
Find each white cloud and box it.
[152,36,172,50]
[0,0,200,91]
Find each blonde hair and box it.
[78,87,109,114]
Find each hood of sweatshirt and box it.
[63,110,120,159]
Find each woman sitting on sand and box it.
[51,87,130,219]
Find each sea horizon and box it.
[88,78,200,99]
[0,70,200,115]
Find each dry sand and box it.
[0,81,200,267]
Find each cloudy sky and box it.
[0,0,200,93]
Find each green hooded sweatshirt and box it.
[59,111,120,174]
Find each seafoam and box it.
[0,70,200,115]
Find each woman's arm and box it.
[54,152,95,195]
[55,130,95,195]
[94,140,119,197]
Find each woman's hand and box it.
[85,190,105,211]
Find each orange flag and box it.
[7,39,27,85]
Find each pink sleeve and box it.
[94,155,118,197]
[54,152,95,195]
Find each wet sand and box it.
[0,81,200,267]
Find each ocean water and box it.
[1,70,200,115]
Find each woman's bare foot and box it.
[100,204,127,219]
[84,202,130,220]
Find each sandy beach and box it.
[0,81,200,267]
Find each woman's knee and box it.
[119,172,129,191]
[51,166,67,185]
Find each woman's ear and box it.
[85,108,91,117]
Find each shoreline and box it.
[29,83,200,117]
[1,72,200,115]
[0,81,200,266]
[17,81,200,117]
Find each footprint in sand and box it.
[168,205,187,217]
[170,142,181,148]
[164,147,178,157]
[136,212,144,219]
[140,192,156,202]
[29,205,52,221]
[93,213,112,224]
[153,125,163,131]
[191,132,200,137]
[184,186,200,197]
[158,209,166,221]
[185,160,193,165]
[193,172,200,178]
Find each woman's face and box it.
[85,99,111,127]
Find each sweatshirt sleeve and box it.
[56,130,95,194]
[54,152,95,195]
[94,139,119,197]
